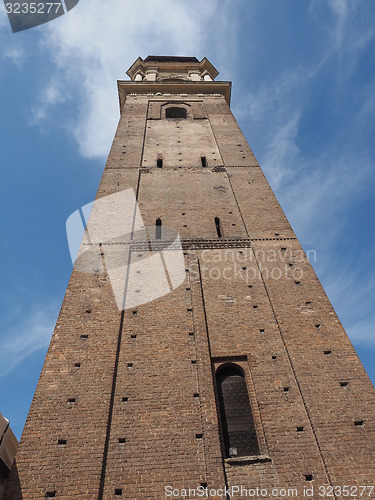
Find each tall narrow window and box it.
[156,218,162,240]
[157,156,163,168]
[201,156,207,167]
[166,107,187,119]
[216,365,259,457]
[215,217,222,238]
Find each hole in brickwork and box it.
[354,420,364,426]
[340,381,348,387]
[186,287,190,291]
[201,156,207,167]
[253,305,258,309]
[58,439,67,445]
[306,301,312,305]
[74,363,81,368]
[183,224,187,227]
[323,350,332,355]
[281,247,287,251]
[295,280,301,285]
[118,438,126,443]
[191,360,197,364]
[45,492,56,498]
[194,393,200,398]
[304,474,313,481]
[80,334,88,339]
[272,355,277,360]
[85,309,91,314]
[122,397,128,402]
[189,332,194,336]
[132,310,138,315]
[283,387,290,392]
[297,426,304,432]
[187,307,193,312]
[127,363,133,367]
[67,398,76,403]
[248,285,253,288]
[115,489,123,496]
[131,334,137,339]
[242,267,246,270]
[259,329,265,333]
[196,433,203,439]
[274,233,279,236]
[201,483,208,488]
[315,324,321,329]
[289,263,294,267]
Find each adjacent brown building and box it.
[5,56,375,499]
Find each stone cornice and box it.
[117,80,232,112]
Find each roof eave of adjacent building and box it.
[117,80,232,112]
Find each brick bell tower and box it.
[5,56,375,499]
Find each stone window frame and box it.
[161,102,193,120]
[212,356,270,464]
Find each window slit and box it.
[215,217,222,238]
[156,218,162,240]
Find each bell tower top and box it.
[118,56,231,112]
[126,55,219,82]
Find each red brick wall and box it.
[5,89,375,500]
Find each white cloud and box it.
[2,46,25,66]
[0,306,56,377]
[33,0,229,159]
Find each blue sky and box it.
[0,0,374,439]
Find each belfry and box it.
[4,56,375,499]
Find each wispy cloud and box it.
[32,0,230,159]
[0,305,56,377]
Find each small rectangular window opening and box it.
[115,489,123,496]
[156,218,162,239]
[157,157,163,168]
[46,492,56,498]
[215,217,222,238]
[201,156,207,167]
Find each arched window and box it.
[216,365,259,457]
[156,218,162,240]
[165,107,187,119]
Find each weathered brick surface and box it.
[5,60,375,500]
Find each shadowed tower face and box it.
[4,56,375,499]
